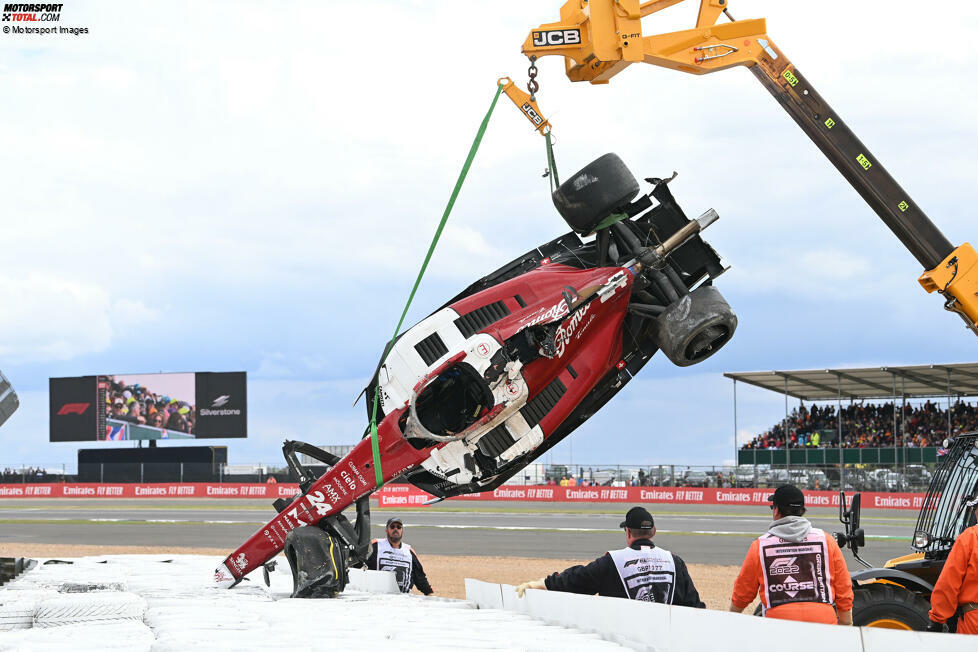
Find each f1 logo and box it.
[57,402,90,415]
[532,29,581,47]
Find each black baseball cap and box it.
[386,516,403,527]
[768,484,805,509]
[619,506,655,529]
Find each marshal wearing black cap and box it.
[364,516,433,595]
[730,484,854,625]
[515,505,704,607]
[768,484,806,511]
[620,506,655,530]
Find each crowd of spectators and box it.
[545,470,721,488]
[2,467,55,481]
[105,378,196,435]
[741,400,978,450]
[549,475,610,487]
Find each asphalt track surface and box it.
[0,499,918,568]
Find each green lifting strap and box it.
[545,131,560,193]
[369,82,506,488]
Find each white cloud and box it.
[0,274,160,364]
[0,274,103,363]
[736,428,756,447]
[253,353,333,379]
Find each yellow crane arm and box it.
[521,0,978,336]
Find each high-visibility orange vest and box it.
[757,529,833,613]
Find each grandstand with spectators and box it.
[726,363,978,486]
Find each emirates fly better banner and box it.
[0,483,926,509]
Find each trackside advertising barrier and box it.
[0,483,302,499]
[374,485,928,509]
[0,483,926,509]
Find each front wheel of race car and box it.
[852,583,931,630]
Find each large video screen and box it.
[49,371,246,442]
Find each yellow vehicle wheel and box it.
[852,583,930,630]
[864,618,913,630]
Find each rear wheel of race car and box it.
[552,153,640,234]
[654,285,737,367]
[852,583,930,630]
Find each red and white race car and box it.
[215,153,737,595]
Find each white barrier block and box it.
[464,578,503,609]
[499,583,531,614]
[524,586,670,650]
[346,568,400,594]
[669,607,863,652]
[861,626,975,651]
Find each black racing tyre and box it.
[552,153,639,234]
[852,583,931,630]
[654,285,737,367]
[284,526,348,599]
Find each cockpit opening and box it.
[414,363,495,438]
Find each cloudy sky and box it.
[1,0,976,471]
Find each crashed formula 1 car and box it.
[215,153,737,595]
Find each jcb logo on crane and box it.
[520,102,543,125]
[532,29,581,47]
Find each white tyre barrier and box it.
[0,601,33,631]
[0,591,56,632]
[33,592,147,628]
[0,620,154,650]
[58,582,128,593]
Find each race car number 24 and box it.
[306,490,334,516]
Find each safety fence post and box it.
[100,463,103,484]
[140,463,144,483]
[179,463,183,483]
